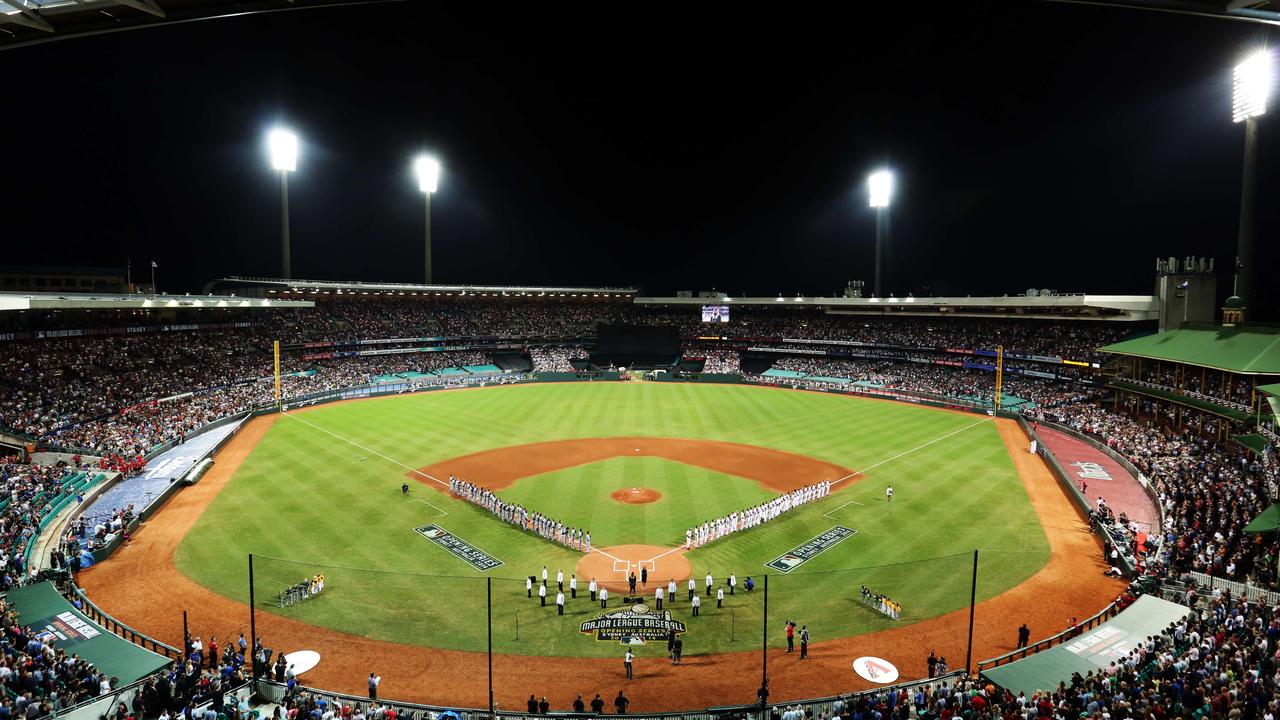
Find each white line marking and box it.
[281,411,449,488]
[646,545,685,563]
[414,498,449,517]
[821,500,864,518]
[831,418,991,487]
[592,546,623,562]
[612,561,630,573]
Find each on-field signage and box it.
[852,656,899,684]
[415,524,503,571]
[1070,461,1113,481]
[765,526,856,572]
[580,604,687,645]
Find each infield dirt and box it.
[78,413,1122,711]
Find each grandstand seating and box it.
[4,296,1280,715]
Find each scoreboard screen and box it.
[701,305,729,323]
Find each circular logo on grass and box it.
[852,656,898,684]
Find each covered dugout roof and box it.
[0,0,399,50]
[1099,326,1280,375]
[983,595,1191,696]
[6,582,170,684]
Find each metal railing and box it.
[65,583,181,659]
[1186,571,1280,605]
[254,672,966,720]
[977,600,1119,671]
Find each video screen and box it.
[701,305,729,323]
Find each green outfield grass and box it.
[173,382,1050,659]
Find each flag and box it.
[151,261,158,268]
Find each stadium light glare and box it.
[1234,50,1273,123]
[268,129,298,172]
[415,155,441,193]
[868,170,893,208]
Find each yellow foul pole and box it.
[274,340,281,410]
[994,344,1004,412]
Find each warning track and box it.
[78,413,1122,711]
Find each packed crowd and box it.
[695,349,740,374]
[1034,399,1280,586]
[0,333,502,457]
[448,476,590,552]
[685,481,832,549]
[0,458,93,590]
[0,593,118,713]
[528,346,587,373]
[751,357,1100,412]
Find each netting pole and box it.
[487,577,494,719]
[249,553,258,678]
[182,610,189,660]
[965,549,978,675]
[761,574,768,718]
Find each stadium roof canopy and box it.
[0,0,399,50]
[1099,326,1280,374]
[0,290,312,311]
[638,293,1159,320]
[1051,1,1280,26]
[211,276,638,297]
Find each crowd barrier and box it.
[254,671,966,720]
[1018,419,1138,577]
[1187,571,1280,605]
[65,582,182,661]
[976,600,1119,672]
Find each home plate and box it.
[283,650,321,675]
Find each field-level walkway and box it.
[78,414,1123,711]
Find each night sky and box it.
[8,1,1279,314]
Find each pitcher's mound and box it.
[576,544,692,593]
[610,487,661,504]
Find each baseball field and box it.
[82,381,1124,709]
[173,382,1047,656]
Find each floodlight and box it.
[269,129,298,172]
[415,155,441,193]
[1233,50,1273,123]
[868,170,893,208]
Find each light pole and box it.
[415,155,441,285]
[1232,50,1272,309]
[269,128,299,279]
[867,170,893,298]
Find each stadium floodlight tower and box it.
[867,169,893,298]
[268,128,299,279]
[415,154,441,284]
[1232,49,1272,310]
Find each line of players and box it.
[449,475,591,552]
[685,480,832,549]
[525,565,753,616]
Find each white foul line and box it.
[649,417,992,559]
[414,498,449,516]
[830,418,991,487]
[281,410,449,488]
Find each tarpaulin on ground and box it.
[982,595,1190,696]
[6,582,170,683]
